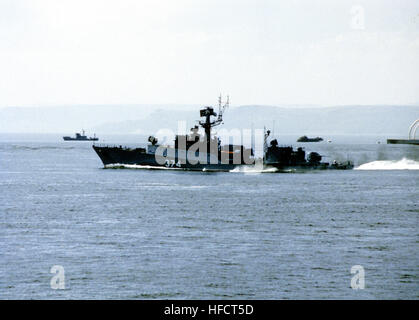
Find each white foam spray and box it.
[355,158,419,170]
[229,165,279,174]
[105,164,182,170]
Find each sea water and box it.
[0,134,418,299]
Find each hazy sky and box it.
[1,0,418,107]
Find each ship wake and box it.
[355,158,419,170]
[104,164,182,170]
[229,165,280,173]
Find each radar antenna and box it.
[198,94,230,136]
[198,95,230,162]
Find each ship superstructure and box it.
[93,96,254,171]
[263,129,353,170]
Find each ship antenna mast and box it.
[217,94,229,124]
[198,95,230,155]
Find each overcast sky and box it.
[1,0,418,107]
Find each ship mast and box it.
[199,94,229,159]
[263,127,271,164]
[199,94,229,137]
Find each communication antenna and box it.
[263,127,271,163]
[198,95,231,141]
[217,94,229,124]
[251,122,255,157]
[272,120,275,138]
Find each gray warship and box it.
[92,96,353,172]
[93,96,254,171]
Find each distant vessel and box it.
[63,130,98,141]
[387,119,419,145]
[297,135,323,142]
[264,130,353,171]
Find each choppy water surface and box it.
[0,134,418,299]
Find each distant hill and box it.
[94,105,419,136]
[0,104,418,136]
[0,104,197,133]
[220,105,419,136]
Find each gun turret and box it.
[148,136,158,145]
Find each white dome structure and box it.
[408,119,419,140]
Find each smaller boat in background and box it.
[297,135,323,142]
[63,130,98,141]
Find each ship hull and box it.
[92,145,238,172]
[93,145,353,172]
[265,162,354,171]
